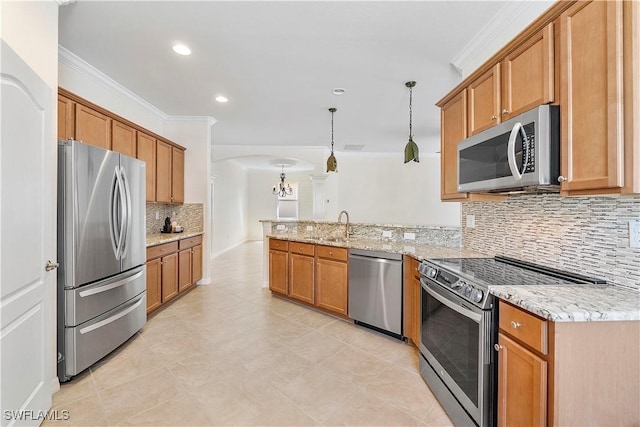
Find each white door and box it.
[1,41,54,425]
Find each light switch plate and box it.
[155,211,159,220]
[404,232,416,240]
[382,230,392,238]
[466,215,476,228]
[629,220,640,248]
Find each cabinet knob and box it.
[558,176,567,183]
[491,115,497,120]
[502,109,509,115]
[510,320,521,329]
[329,251,333,255]
[494,344,503,351]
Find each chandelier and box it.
[272,165,293,197]
[404,81,420,163]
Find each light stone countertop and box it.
[146,231,203,247]
[268,234,640,323]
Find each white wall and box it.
[1,0,59,393]
[164,118,214,283]
[332,153,460,226]
[211,160,249,256]
[58,48,165,134]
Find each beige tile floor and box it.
[47,241,454,427]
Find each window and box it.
[276,182,298,220]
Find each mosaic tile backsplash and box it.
[146,203,203,234]
[462,194,640,290]
[269,221,461,248]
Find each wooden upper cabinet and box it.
[502,23,555,120]
[136,131,157,202]
[156,140,173,203]
[75,104,111,150]
[468,64,501,136]
[57,95,75,140]
[440,89,469,201]
[171,147,185,204]
[111,120,136,157]
[560,0,624,193]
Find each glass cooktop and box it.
[428,256,606,289]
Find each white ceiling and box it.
[59,1,508,155]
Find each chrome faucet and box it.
[338,210,350,240]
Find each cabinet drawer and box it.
[290,242,315,256]
[317,245,348,262]
[146,241,178,261]
[499,300,548,355]
[269,239,289,252]
[179,235,203,250]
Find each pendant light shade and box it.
[404,81,420,163]
[326,108,338,172]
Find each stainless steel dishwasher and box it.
[348,249,403,338]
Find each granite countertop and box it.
[268,234,640,323]
[267,233,487,260]
[146,231,203,247]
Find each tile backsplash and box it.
[462,194,640,290]
[146,203,203,234]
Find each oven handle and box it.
[421,278,482,323]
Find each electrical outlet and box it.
[382,244,392,250]
[404,232,416,240]
[466,215,476,229]
[306,225,313,231]
[276,225,286,231]
[629,220,640,248]
[382,230,392,238]
[155,211,159,220]
[404,245,416,254]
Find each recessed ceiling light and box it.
[332,88,346,96]
[215,95,228,103]
[172,43,191,56]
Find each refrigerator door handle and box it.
[118,166,133,259]
[115,165,127,259]
[109,165,120,259]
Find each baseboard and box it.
[51,376,60,394]
[210,240,249,259]
[196,276,212,285]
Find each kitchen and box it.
[1,1,639,426]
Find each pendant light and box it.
[272,165,293,197]
[404,81,420,163]
[326,107,338,172]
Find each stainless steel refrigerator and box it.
[57,139,147,382]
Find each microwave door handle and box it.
[507,122,525,180]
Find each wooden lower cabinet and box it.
[402,256,421,345]
[289,253,315,304]
[145,257,162,313]
[315,257,348,316]
[269,247,288,295]
[146,235,203,314]
[497,333,547,427]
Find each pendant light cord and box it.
[408,85,413,140]
[331,109,335,153]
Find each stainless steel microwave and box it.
[457,105,560,193]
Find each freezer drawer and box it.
[64,292,146,377]
[65,265,146,326]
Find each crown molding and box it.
[450,1,552,76]
[59,46,216,126]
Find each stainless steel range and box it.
[417,256,604,427]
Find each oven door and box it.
[420,277,493,426]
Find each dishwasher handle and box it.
[349,249,403,262]
[349,253,403,265]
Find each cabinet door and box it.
[58,94,75,140]
[161,252,179,302]
[502,23,554,120]
[402,256,421,344]
[560,0,624,192]
[178,248,192,292]
[172,147,184,204]
[440,89,469,201]
[497,333,547,427]
[111,120,136,157]
[75,104,111,150]
[136,132,156,202]
[156,140,172,203]
[468,64,501,135]
[145,258,162,313]
[269,250,288,295]
[191,244,203,283]
[315,258,348,316]
[289,253,314,304]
